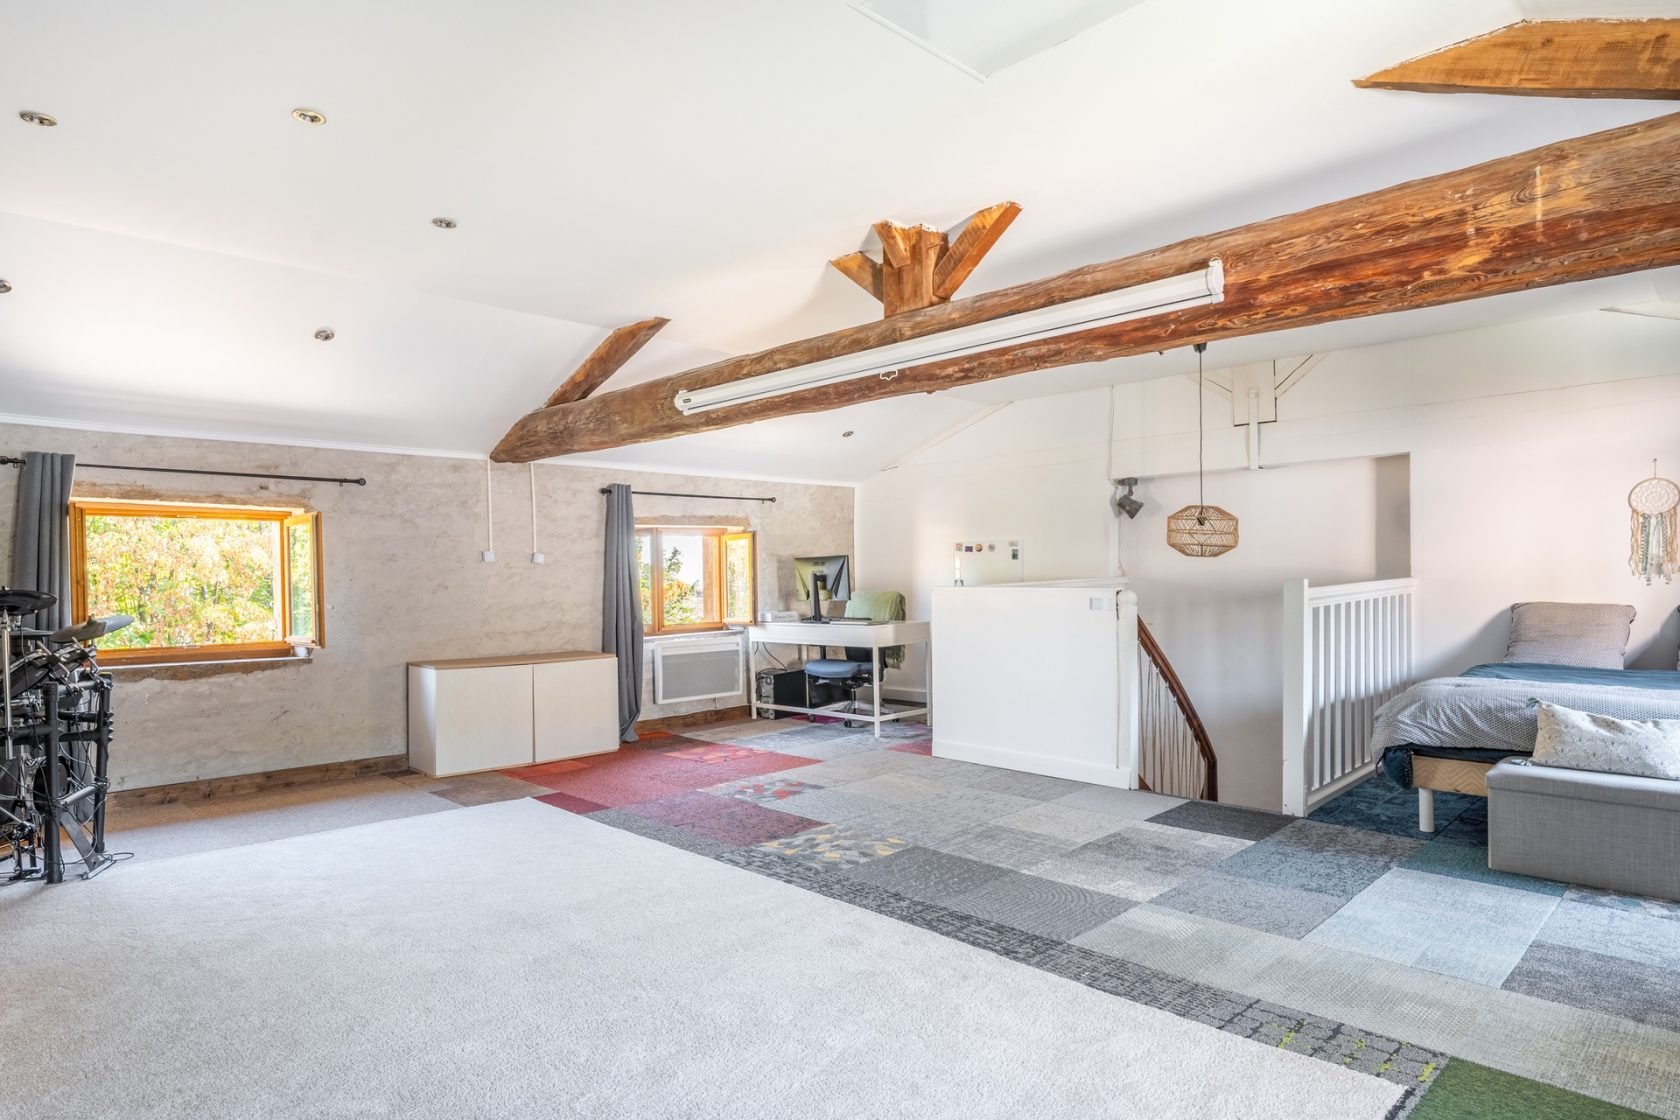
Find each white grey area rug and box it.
[1,799,1402,1120]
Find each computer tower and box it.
[755,669,840,718]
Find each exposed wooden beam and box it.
[828,251,884,301]
[539,316,669,408]
[831,202,1022,317]
[492,113,1680,462]
[933,201,1023,299]
[1356,19,1680,99]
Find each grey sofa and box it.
[1487,759,1680,902]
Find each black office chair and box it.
[804,645,876,728]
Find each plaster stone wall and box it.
[0,421,851,789]
[857,309,1680,811]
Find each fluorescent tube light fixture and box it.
[674,259,1223,416]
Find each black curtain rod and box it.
[600,487,774,503]
[0,456,367,486]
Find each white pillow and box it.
[1532,701,1680,781]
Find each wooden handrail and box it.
[1137,618,1218,802]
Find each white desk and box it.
[746,620,931,736]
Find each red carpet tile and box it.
[888,740,934,755]
[503,747,817,808]
[501,757,593,785]
[536,790,610,815]
[686,751,820,783]
[618,790,821,846]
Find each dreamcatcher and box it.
[1629,461,1679,586]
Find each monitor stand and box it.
[806,574,829,623]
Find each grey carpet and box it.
[2,799,1403,1120]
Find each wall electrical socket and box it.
[481,549,495,563]
[531,552,546,565]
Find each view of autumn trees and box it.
[84,514,281,649]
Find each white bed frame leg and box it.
[1417,788,1435,834]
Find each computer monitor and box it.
[794,554,851,605]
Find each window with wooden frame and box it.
[68,499,324,665]
[636,526,755,636]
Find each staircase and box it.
[1136,619,1218,801]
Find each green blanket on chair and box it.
[844,590,906,669]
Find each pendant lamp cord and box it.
[1194,342,1208,519]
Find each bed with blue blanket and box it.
[1371,662,1680,795]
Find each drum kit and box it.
[1,587,128,884]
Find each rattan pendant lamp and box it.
[1167,342,1239,557]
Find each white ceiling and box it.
[1,0,1675,482]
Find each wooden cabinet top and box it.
[408,651,615,670]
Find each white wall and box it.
[856,309,1680,810]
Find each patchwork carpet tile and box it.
[682,750,825,785]
[767,787,885,825]
[1214,820,1420,900]
[617,790,821,847]
[830,771,949,806]
[708,777,814,805]
[944,871,1135,940]
[1399,836,1567,896]
[1564,885,1680,922]
[1308,778,1481,840]
[1307,868,1558,986]
[961,768,1087,801]
[1150,869,1350,939]
[582,808,737,858]
[844,846,1015,905]
[1025,941,1446,1093]
[1502,941,1680,1033]
[1408,1059,1661,1120]
[911,787,1042,824]
[521,722,1664,1120]
[758,825,909,866]
[662,742,766,764]
[929,823,1082,871]
[844,805,984,848]
[1026,820,1251,901]
[428,773,551,807]
[1050,785,1186,820]
[996,802,1129,845]
[534,790,609,815]
[1149,799,1296,841]
[499,757,590,785]
[886,738,933,755]
[1533,900,1680,971]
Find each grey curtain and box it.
[11,451,76,630]
[602,483,643,742]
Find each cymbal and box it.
[0,588,56,615]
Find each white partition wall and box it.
[932,579,1139,787]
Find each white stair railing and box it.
[1281,577,1417,816]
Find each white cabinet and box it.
[533,656,619,763]
[407,652,618,777]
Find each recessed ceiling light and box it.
[431,217,458,229]
[291,107,327,125]
[0,280,12,294]
[18,111,57,127]
[314,328,336,341]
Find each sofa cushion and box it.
[1531,701,1680,781]
[1504,601,1635,670]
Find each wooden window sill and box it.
[105,654,314,682]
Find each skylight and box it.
[850,0,1151,80]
